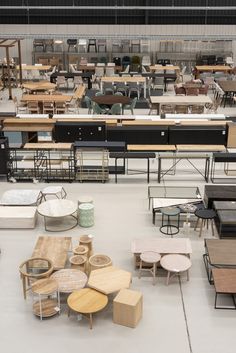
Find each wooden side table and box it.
[160,254,192,285]
[67,288,108,329]
[113,289,143,328]
[31,278,60,320]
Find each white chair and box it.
[57,76,67,89]
[97,63,105,67]
[142,55,151,66]
[226,57,234,66]
[105,67,115,77]
[107,62,115,67]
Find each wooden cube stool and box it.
[113,289,143,328]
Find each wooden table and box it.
[176,144,226,152]
[21,94,72,103]
[150,95,212,114]
[88,266,132,294]
[131,238,192,269]
[149,65,180,74]
[16,65,51,71]
[3,118,55,134]
[51,269,87,293]
[127,144,176,152]
[194,65,232,78]
[67,288,108,329]
[24,143,72,150]
[101,76,147,98]
[32,236,71,270]
[204,239,236,283]
[22,81,56,93]
[212,268,236,309]
[92,95,131,106]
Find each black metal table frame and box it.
[160,211,180,237]
[210,153,236,184]
[214,291,236,310]
[157,153,210,183]
[203,251,236,285]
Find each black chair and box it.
[122,56,131,68]
[157,59,164,65]
[208,55,216,65]
[67,39,77,52]
[216,57,224,65]
[88,39,97,52]
[113,57,121,66]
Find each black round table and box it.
[194,209,216,237]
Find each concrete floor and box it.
[1,79,236,353]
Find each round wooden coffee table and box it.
[37,199,78,232]
[67,288,108,329]
[51,269,87,293]
[160,254,192,285]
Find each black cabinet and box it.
[0,138,9,175]
[107,125,168,145]
[54,122,106,142]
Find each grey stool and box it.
[194,208,216,237]
[160,207,180,237]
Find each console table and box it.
[211,152,236,183]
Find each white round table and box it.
[37,199,78,232]
[160,254,192,285]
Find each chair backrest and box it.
[95,67,104,77]
[175,105,188,114]
[57,76,66,84]
[107,62,115,67]
[105,67,115,77]
[110,103,122,115]
[114,92,123,96]
[190,105,204,114]
[84,95,92,109]
[74,76,83,85]
[97,63,105,67]
[92,101,103,114]
[161,104,175,114]
[185,87,199,96]
[95,91,104,96]
[174,85,186,95]
[131,97,138,109]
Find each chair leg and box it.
[199,219,204,237]
[211,219,215,237]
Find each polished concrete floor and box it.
[0,174,236,353]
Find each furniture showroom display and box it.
[213,201,236,238]
[51,269,88,293]
[212,268,236,310]
[160,254,192,285]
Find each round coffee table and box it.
[51,269,87,293]
[160,254,192,285]
[37,199,78,232]
[67,288,108,329]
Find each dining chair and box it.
[43,101,54,114]
[109,103,122,115]
[123,97,138,115]
[128,82,141,99]
[55,101,66,114]
[27,101,40,114]
[84,95,93,113]
[92,101,107,115]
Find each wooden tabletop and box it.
[92,95,131,105]
[16,65,51,70]
[131,238,192,255]
[22,81,56,91]
[21,94,72,102]
[32,236,71,270]
[127,144,176,151]
[3,118,55,132]
[67,288,108,314]
[176,145,226,152]
[150,95,212,104]
[24,143,72,150]
[205,239,236,266]
[88,266,132,295]
[78,65,122,72]
[51,269,87,293]
[212,268,236,293]
[101,76,146,83]
[31,278,58,295]
[219,80,236,93]
[149,65,180,72]
[195,65,231,72]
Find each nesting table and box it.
[212,268,236,309]
[37,199,78,231]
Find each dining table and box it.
[22,80,56,93]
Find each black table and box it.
[50,72,93,89]
[109,152,156,183]
[204,185,236,208]
[213,201,236,238]
[211,153,236,183]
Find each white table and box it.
[150,95,212,114]
[160,254,192,285]
[0,189,42,206]
[37,199,78,232]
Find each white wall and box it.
[0,24,236,62]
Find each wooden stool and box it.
[69,255,87,272]
[113,289,143,328]
[89,254,112,273]
[139,251,161,285]
[73,245,89,258]
[79,235,93,257]
[194,208,216,237]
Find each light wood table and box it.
[195,65,232,78]
[88,266,132,295]
[24,143,72,150]
[51,269,87,293]
[101,76,147,98]
[127,144,176,152]
[67,288,108,329]
[21,94,72,103]
[160,254,192,285]
[150,95,212,114]
[16,65,51,71]
[176,144,226,152]
[3,118,55,132]
[32,236,71,270]
[149,65,180,74]
[22,81,56,92]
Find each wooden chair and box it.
[43,101,54,114]
[55,101,66,114]
[161,104,175,114]
[190,105,204,114]
[27,101,40,114]
[185,87,199,96]
[175,105,189,114]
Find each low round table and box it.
[67,288,108,329]
[160,254,192,285]
[51,269,88,293]
[139,251,161,285]
[37,199,78,232]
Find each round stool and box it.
[89,254,112,273]
[160,254,192,285]
[194,208,216,237]
[73,245,89,258]
[160,207,180,237]
[79,235,93,257]
[69,255,87,272]
[139,251,161,285]
[78,196,94,206]
[78,203,94,227]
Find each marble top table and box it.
[0,189,42,206]
[51,269,87,293]
[37,199,78,231]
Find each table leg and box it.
[89,313,93,329]
[115,158,117,184]
[147,158,150,183]
[144,79,146,99]
[166,271,170,286]
[158,156,161,183]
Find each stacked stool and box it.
[139,251,161,285]
[79,235,93,257]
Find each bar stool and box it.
[160,207,180,237]
[87,39,97,52]
[194,208,216,237]
[139,251,161,285]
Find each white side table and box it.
[160,254,192,285]
[139,251,161,285]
